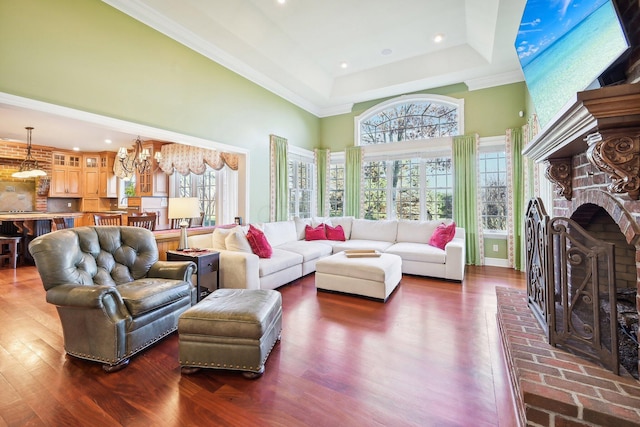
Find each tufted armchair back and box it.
[30,226,160,291]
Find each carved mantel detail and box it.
[545,158,572,200]
[586,131,640,200]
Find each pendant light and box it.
[12,127,47,179]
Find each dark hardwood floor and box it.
[0,265,525,427]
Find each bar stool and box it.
[0,235,22,269]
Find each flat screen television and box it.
[515,0,629,129]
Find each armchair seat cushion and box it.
[118,278,192,317]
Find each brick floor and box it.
[496,287,640,427]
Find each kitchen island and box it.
[0,212,84,264]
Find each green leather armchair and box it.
[29,226,197,372]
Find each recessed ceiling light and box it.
[381,48,393,56]
[277,0,285,4]
[105,139,112,144]
[72,147,80,151]
[340,62,348,69]
[433,34,445,43]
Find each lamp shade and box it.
[168,197,201,219]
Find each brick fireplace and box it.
[503,1,640,423]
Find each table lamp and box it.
[168,197,201,250]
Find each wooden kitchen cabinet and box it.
[50,151,82,197]
[83,154,100,197]
[99,152,117,198]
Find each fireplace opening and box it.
[525,198,639,379]
[572,203,639,379]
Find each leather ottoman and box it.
[178,289,282,378]
[315,251,402,302]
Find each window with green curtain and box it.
[509,127,525,271]
[453,134,481,265]
[270,135,288,222]
[345,146,362,217]
[328,162,345,217]
[315,149,328,217]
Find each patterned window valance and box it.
[158,144,239,175]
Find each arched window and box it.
[348,94,463,221]
[356,94,464,145]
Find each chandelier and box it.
[12,127,47,179]
[117,136,163,175]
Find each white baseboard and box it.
[484,257,510,268]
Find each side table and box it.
[167,250,220,302]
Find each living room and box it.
[1,0,640,426]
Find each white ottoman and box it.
[315,252,402,302]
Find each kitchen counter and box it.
[0,212,84,221]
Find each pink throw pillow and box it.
[305,224,327,241]
[428,222,457,250]
[246,224,272,258]
[325,224,345,241]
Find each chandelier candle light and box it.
[168,197,201,250]
[117,136,162,175]
[12,127,47,179]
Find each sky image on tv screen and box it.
[515,0,628,128]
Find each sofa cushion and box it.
[325,224,345,241]
[429,222,457,249]
[262,221,297,247]
[117,278,191,316]
[330,217,354,239]
[212,227,235,250]
[312,216,332,227]
[276,240,333,262]
[385,242,447,264]
[305,224,327,240]
[331,239,394,253]
[396,220,441,244]
[247,225,273,258]
[350,219,398,242]
[258,248,303,277]
[225,229,253,253]
[294,217,312,240]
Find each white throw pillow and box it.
[211,227,234,250]
[224,229,253,253]
[311,216,333,227]
[294,217,312,240]
[329,217,354,240]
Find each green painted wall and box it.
[320,82,528,151]
[0,0,319,222]
[484,237,508,259]
[0,0,530,223]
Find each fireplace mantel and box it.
[522,83,640,162]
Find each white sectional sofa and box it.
[188,217,466,291]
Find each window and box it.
[328,162,344,217]
[479,152,507,231]
[357,94,463,145]
[288,157,314,219]
[176,166,217,226]
[424,157,453,220]
[363,161,388,220]
[362,156,452,220]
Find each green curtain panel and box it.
[345,146,362,218]
[510,128,525,271]
[270,135,289,222]
[453,135,481,265]
[315,149,329,217]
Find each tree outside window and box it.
[289,159,314,218]
[329,163,344,217]
[479,152,507,231]
[360,101,458,145]
[177,167,216,226]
